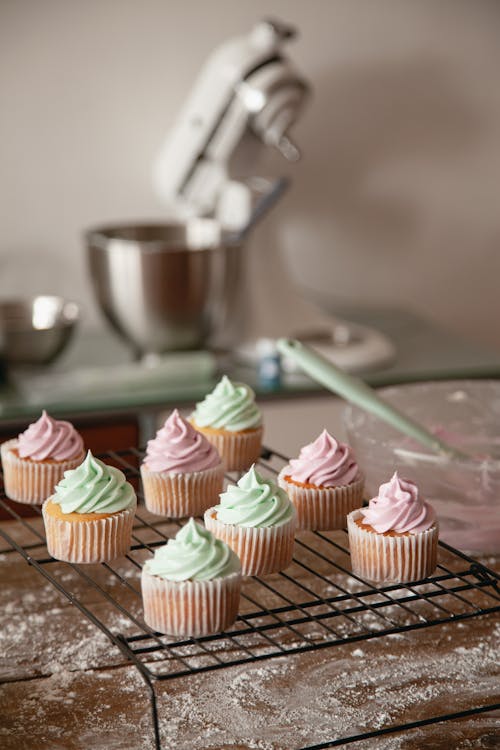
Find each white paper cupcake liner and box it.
[193,424,263,473]
[1,440,85,505]
[347,509,439,583]
[42,498,137,563]
[204,507,296,576]
[141,568,242,637]
[140,463,224,517]
[278,468,365,530]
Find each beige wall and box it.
[1,0,500,347]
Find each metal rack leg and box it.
[145,677,161,750]
[114,634,161,749]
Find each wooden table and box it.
[1,510,499,750]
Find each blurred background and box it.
[1,0,500,348]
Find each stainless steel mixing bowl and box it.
[86,221,243,355]
[0,296,79,366]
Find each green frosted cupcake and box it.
[42,451,136,563]
[205,465,296,576]
[190,375,263,472]
[141,518,242,636]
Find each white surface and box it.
[1,1,500,348]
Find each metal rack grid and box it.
[1,445,499,750]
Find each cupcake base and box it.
[1,440,85,505]
[204,507,296,576]
[140,463,224,517]
[347,509,438,583]
[191,423,263,473]
[42,497,137,563]
[278,469,364,530]
[141,568,241,637]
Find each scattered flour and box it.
[1,522,499,749]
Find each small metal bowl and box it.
[0,296,79,366]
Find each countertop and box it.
[2,308,500,425]
[1,400,499,749]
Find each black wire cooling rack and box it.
[1,446,499,750]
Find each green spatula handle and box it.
[277,338,468,460]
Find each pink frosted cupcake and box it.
[140,409,224,517]
[347,472,438,583]
[278,430,364,530]
[1,411,85,504]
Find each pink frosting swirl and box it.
[18,411,84,461]
[361,472,436,534]
[144,409,221,474]
[288,429,360,487]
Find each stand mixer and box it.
[88,19,394,371]
[152,18,394,372]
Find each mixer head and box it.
[152,19,310,225]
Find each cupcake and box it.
[141,518,241,637]
[347,472,438,583]
[1,410,85,504]
[205,465,296,576]
[42,451,137,563]
[190,376,263,472]
[140,409,224,517]
[278,429,364,530]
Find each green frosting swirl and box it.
[192,375,261,432]
[144,518,241,581]
[214,465,295,528]
[52,451,136,514]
